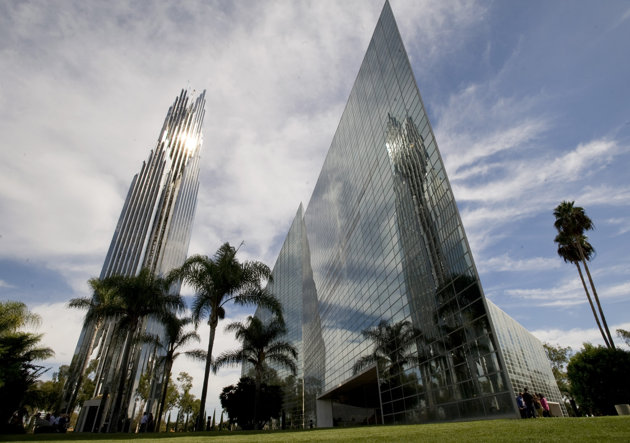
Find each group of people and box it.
[32,412,69,433]
[517,388,551,418]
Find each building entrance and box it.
[316,366,382,427]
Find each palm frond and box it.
[183,349,207,361]
[212,350,246,373]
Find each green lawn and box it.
[2,417,629,442]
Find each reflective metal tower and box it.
[63,89,205,432]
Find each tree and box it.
[219,377,283,430]
[617,329,630,347]
[0,301,54,433]
[554,231,611,348]
[543,343,572,395]
[213,315,297,429]
[167,242,281,430]
[157,375,178,432]
[63,277,119,413]
[176,372,195,431]
[74,359,97,408]
[567,344,630,415]
[352,319,421,418]
[32,365,69,414]
[553,201,615,348]
[139,314,206,432]
[68,268,183,431]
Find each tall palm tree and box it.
[554,231,610,348]
[167,242,281,430]
[213,315,297,429]
[353,319,420,379]
[553,201,615,348]
[69,268,183,431]
[140,314,206,432]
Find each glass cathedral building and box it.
[63,89,206,432]
[256,2,563,427]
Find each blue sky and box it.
[1,0,629,416]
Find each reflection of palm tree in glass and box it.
[386,114,466,412]
[433,275,500,399]
[353,320,420,378]
[385,113,509,417]
[353,320,421,417]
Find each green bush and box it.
[567,344,630,415]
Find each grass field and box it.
[2,417,629,442]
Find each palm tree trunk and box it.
[155,359,173,432]
[255,368,262,429]
[574,263,610,348]
[196,314,218,431]
[109,328,135,431]
[575,242,615,348]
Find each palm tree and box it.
[167,242,281,430]
[140,314,206,432]
[553,201,615,348]
[63,278,119,413]
[353,319,420,379]
[69,268,183,431]
[213,315,297,429]
[554,231,610,348]
[0,301,54,429]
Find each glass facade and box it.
[253,204,326,428]
[64,89,206,432]
[258,2,560,427]
[487,301,567,416]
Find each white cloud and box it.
[602,281,630,299]
[480,253,561,272]
[606,218,630,236]
[451,136,628,255]
[453,139,620,205]
[448,118,548,177]
[0,279,15,289]
[611,6,630,30]
[501,275,630,311]
[31,302,85,366]
[395,0,487,65]
[532,321,630,351]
